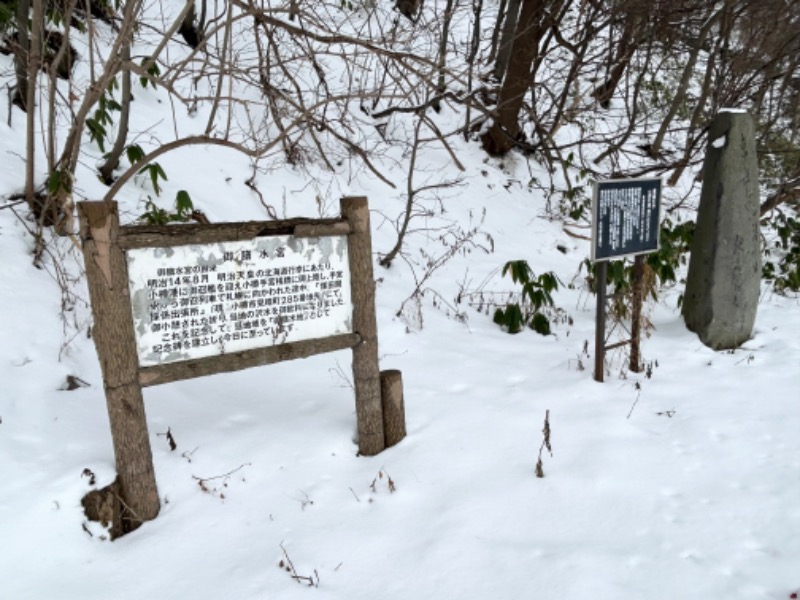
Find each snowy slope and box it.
[1,4,799,600]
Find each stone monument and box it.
[682,110,761,349]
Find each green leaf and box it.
[531,289,547,310]
[46,170,71,195]
[153,162,168,181]
[139,59,162,89]
[538,272,560,294]
[502,260,531,285]
[0,4,14,25]
[493,261,562,334]
[494,304,524,334]
[137,162,168,196]
[530,312,551,336]
[148,166,161,195]
[139,198,170,225]
[126,144,146,165]
[46,172,61,195]
[175,190,193,216]
[86,119,107,152]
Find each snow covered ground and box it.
[1,6,799,599]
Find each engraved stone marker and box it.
[682,110,761,349]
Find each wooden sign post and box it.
[341,197,385,454]
[591,178,661,382]
[79,202,160,536]
[79,197,404,536]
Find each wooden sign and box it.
[78,197,405,536]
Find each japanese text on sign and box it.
[592,178,661,261]
[127,235,352,367]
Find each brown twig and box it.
[245,166,278,219]
[535,410,552,478]
[192,462,251,484]
[279,544,320,587]
[0,199,26,211]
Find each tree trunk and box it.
[432,0,456,112]
[47,0,79,173]
[649,9,720,157]
[56,0,188,194]
[486,0,507,66]
[464,0,483,136]
[667,11,725,186]
[591,52,633,109]
[13,0,30,110]
[482,0,546,155]
[492,0,521,82]
[591,7,646,108]
[99,41,132,184]
[55,0,147,177]
[25,0,43,214]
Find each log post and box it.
[380,369,406,448]
[629,254,644,373]
[340,197,385,456]
[594,261,607,383]
[78,201,160,532]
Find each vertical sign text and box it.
[592,178,661,261]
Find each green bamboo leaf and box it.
[154,162,168,181]
[148,165,161,195]
[86,119,107,152]
[127,144,145,165]
[175,190,193,216]
[531,312,551,336]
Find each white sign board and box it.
[127,235,352,367]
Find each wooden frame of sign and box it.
[590,178,661,383]
[78,197,405,535]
